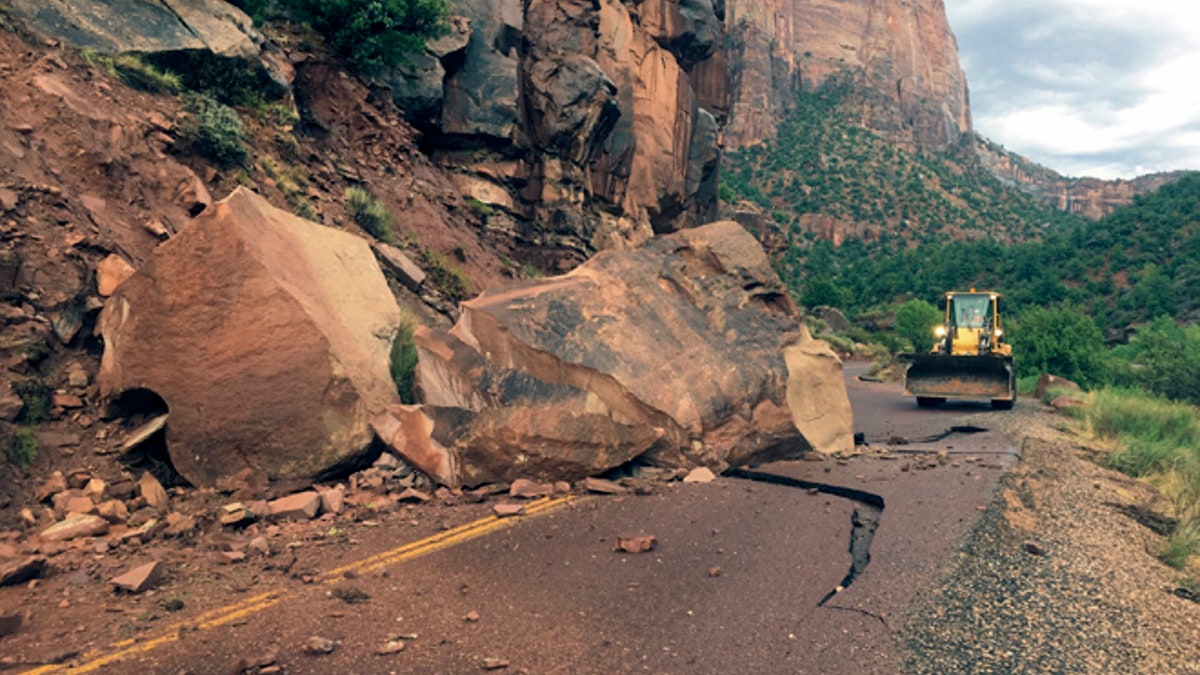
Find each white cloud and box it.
[945,0,1200,178]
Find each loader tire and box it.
[916,397,945,408]
[991,398,1014,410]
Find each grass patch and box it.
[83,50,182,94]
[179,93,249,168]
[261,156,315,220]
[1081,387,1200,569]
[6,427,37,471]
[419,249,474,302]
[344,186,395,244]
[1164,522,1200,569]
[1087,389,1200,477]
[390,309,420,404]
[465,197,493,218]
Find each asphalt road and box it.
[51,364,1021,675]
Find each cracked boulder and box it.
[97,187,402,487]
[374,220,853,487]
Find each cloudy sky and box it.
[943,0,1200,179]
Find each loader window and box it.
[952,295,990,328]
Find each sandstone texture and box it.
[97,188,402,487]
[388,0,729,269]
[375,221,853,487]
[724,0,969,152]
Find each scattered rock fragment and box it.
[492,502,525,518]
[683,467,716,483]
[111,560,164,593]
[120,415,167,455]
[96,254,136,296]
[303,636,338,655]
[221,502,255,526]
[318,487,345,515]
[481,657,509,670]
[269,491,322,521]
[614,534,658,553]
[139,472,170,511]
[583,477,627,495]
[1023,540,1046,556]
[464,610,480,622]
[36,471,68,502]
[164,512,196,537]
[0,556,46,587]
[376,639,406,655]
[707,566,722,577]
[509,478,554,499]
[40,513,110,542]
[396,488,432,503]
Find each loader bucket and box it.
[900,353,1015,403]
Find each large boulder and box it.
[374,221,853,487]
[10,0,290,97]
[97,188,402,487]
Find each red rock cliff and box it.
[724,0,970,152]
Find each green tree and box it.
[894,299,941,352]
[1011,305,1107,386]
[1126,316,1200,405]
[284,0,449,70]
[800,276,844,309]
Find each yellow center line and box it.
[20,495,578,674]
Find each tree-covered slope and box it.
[722,74,1083,251]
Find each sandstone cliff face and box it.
[389,0,729,270]
[974,136,1189,220]
[724,0,969,152]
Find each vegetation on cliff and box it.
[722,73,1081,250]
[232,0,450,70]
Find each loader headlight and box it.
[994,329,1003,338]
[934,326,947,338]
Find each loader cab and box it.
[934,291,1009,357]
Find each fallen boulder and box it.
[375,220,853,487]
[97,187,402,487]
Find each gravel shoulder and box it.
[900,400,1200,673]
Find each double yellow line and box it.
[21,495,576,674]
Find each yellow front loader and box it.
[899,290,1015,410]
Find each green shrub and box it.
[179,94,249,168]
[285,0,450,71]
[1011,304,1107,386]
[390,319,420,403]
[344,186,395,243]
[12,378,53,425]
[894,299,941,353]
[149,52,267,107]
[6,427,37,471]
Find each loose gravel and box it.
[900,405,1200,674]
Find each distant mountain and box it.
[973,135,1192,220]
[722,0,1185,233]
